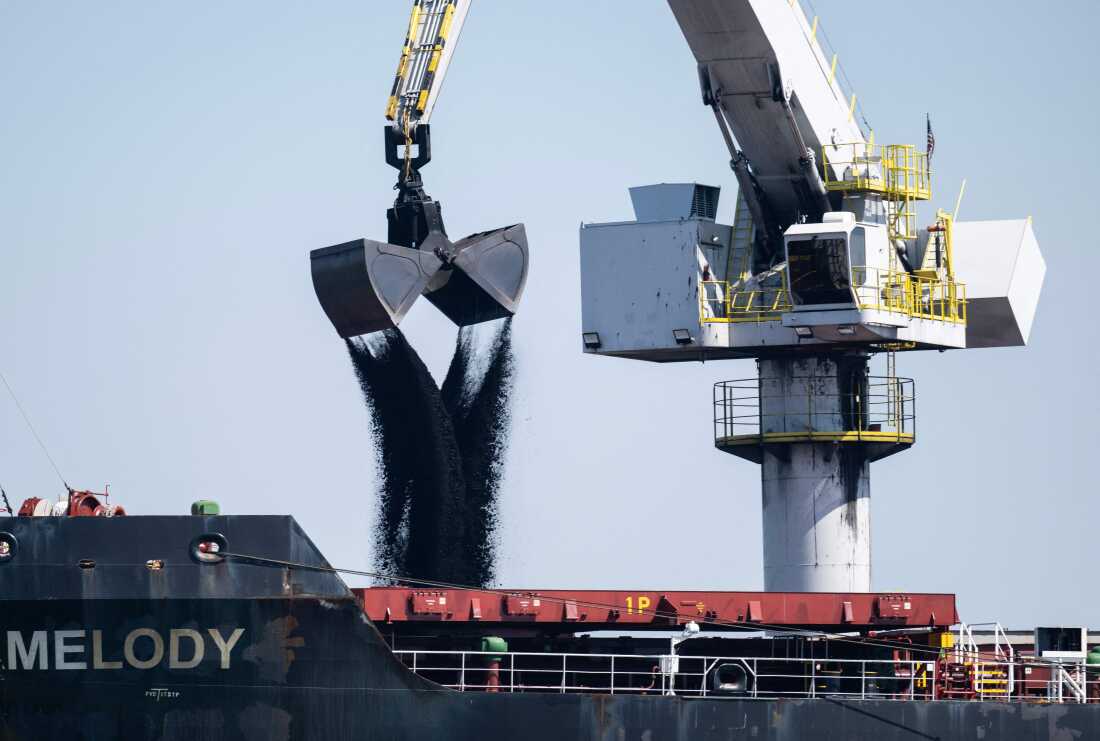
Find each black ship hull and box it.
[1,515,1096,740]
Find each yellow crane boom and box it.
[385,0,471,129]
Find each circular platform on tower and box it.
[713,376,916,463]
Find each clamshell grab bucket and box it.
[310,224,528,339]
[310,239,442,338]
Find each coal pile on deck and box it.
[347,319,515,587]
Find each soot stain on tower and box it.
[347,319,515,587]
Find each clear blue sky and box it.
[1,1,1096,627]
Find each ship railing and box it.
[1058,665,1088,703]
[395,650,1100,704]
[396,650,936,700]
[957,622,1015,663]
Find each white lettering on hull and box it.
[169,629,204,670]
[93,630,122,670]
[207,628,244,670]
[124,629,164,670]
[3,628,245,671]
[7,631,46,670]
[55,630,86,670]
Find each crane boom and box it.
[385,0,472,129]
[668,0,865,233]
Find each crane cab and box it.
[784,212,892,312]
[780,210,965,344]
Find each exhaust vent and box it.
[629,183,721,222]
[690,184,719,220]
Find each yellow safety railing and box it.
[822,143,931,201]
[713,376,916,448]
[699,280,792,323]
[700,267,966,325]
[850,267,967,324]
[821,142,931,242]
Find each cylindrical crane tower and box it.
[715,354,913,591]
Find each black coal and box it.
[347,319,515,587]
[441,320,514,586]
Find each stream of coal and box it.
[347,319,514,587]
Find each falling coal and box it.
[441,320,515,586]
[346,330,467,583]
[347,319,515,587]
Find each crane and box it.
[310,0,529,339]
[579,0,1045,592]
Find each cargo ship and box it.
[3,1,1096,739]
[1,491,1099,739]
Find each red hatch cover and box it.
[410,591,450,617]
[504,595,541,617]
[875,594,915,621]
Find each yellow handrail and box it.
[821,142,931,202]
[700,267,966,325]
[700,280,792,324]
[713,377,917,447]
[851,266,967,324]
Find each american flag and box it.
[926,114,935,163]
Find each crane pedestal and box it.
[714,354,915,592]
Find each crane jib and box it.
[386,0,471,128]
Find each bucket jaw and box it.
[424,224,529,327]
[310,239,443,339]
[310,125,529,339]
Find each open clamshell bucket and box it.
[424,224,529,327]
[310,224,528,339]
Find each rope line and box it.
[0,368,68,490]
